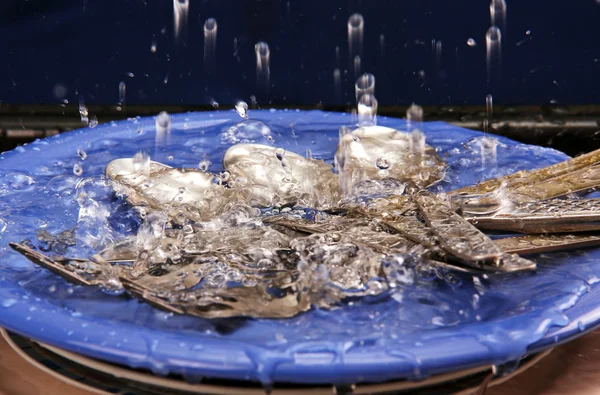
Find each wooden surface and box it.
[1,331,600,395]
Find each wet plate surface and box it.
[0,110,598,385]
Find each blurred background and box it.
[1,0,599,106]
[0,0,599,153]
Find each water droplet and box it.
[333,69,342,103]
[578,321,585,331]
[355,73,375,103]
[89,115,98,128]
[235,101,249,119]
[156,111,171,134]
[348,13,364,74]
[78,99,89,124]
[77,148,87,160]
[73,163,83,176]
[204,18,218,72]
[357,94,377,126]
[198,160,211,172]
[167,155,174,161]
[133,151,150,176]
[173,0,189,41]
[118,81,126,106]
[467,38,476,47]
[486,26,502,87]
[255,42,270,96]
[490,0,507,33]
[48,285,57,293]
[150,37,157,53]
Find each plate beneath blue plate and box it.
[0,110,599,385]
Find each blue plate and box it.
[0,110,598,386]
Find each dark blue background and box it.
[1,0,599,106]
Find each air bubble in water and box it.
[73,163,83,176]
[355,73,375,103]
[235,101,249,119]
[357,94,377,126]
[77,148,87,160]
[255,42,270,96]
[204,18,218,73]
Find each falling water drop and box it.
[467,38,477,47]
[77,148,87,160]
[78,98,89,125]
[118,81,126,107]
[407,104,425,156]
[333,69,342,103]
[486,26,502,87]
[173,0,189,41]
[486,94,493,119]
[150,37,157,53]
[353,55,361,77]
[89,115,98,128]
[204,18,218,73]
[490,0,507,35]
[133,151,150,176]
[347,13,364,72]
[255,42,270,97]
[357,94,377,127]
[235,101,249,119]
[156,111,172,134]
[355,73,375,103]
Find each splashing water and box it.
[2,110,597,385]
[357,94,377,127]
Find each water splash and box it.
[357,94,377,127]
[407,104,425,157]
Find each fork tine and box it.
[449,147,600,197]
[9,242,97,286]
[495,233,600,255]
[465,198,600,234]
